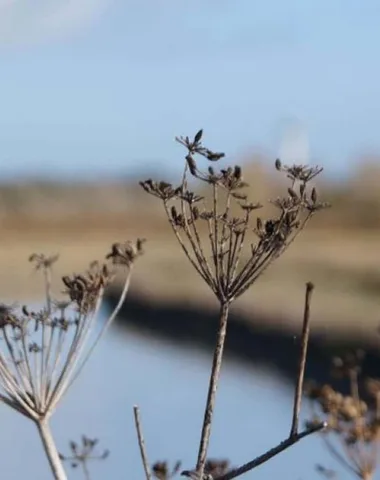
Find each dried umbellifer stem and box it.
[0,239,144,479]
[141,130,328,480]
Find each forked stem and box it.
[196,302,230,478]
[215,422,326,480]
[36,417,67,480]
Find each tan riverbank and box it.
[1,222,379,346]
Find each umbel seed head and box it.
[140,130,328,304]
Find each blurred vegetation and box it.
[1,156,380,231]
[1,154,380,339]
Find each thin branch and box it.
[41,266,52,407]
[212,183,221,294]
[43,264,53,315]
[56,265,132,407]
[215,422,326,480]
[44,319,80,408]
[290,281,314,436]
[189,203,215,287]
[180,163,215,289]
[81,461,91,480]
[219,191,232,286]
[133,405,152,480]
[164,202,210,285]
[2,328,30,400]
[46,293,104,412]
[0,353,37,418]
[21,326,38,406]
[0,392,30,418]
[212,281,320,480]
[196,302,230,479]
[228,210,250,287]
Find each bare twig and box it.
[196,302,230,479]
[290,281,314,436]
[134,405,152,480]
[214,422,326,480]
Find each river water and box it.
[0,310,336,480]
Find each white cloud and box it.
[0,0,112,47]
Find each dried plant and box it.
[138,131,328,479]
[59,435,109,480]
[0,132,333,479]
[306,350,380,480]
[152,460,182,480]
[0,240,144,479]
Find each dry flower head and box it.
[306,350,380,480]
[141,129,328,304]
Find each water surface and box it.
[0,311,336,479]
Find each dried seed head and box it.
[204,459,230,477]
[0,304,20,329]
[204,150,225,162]
[152,460,182,479]
[180,191,204,204]
[62,254,125,313]
[142,130,327,303]
[234,165,242,180]
[153,461,169,479]
[186,155,197,176]
[106,239,145,267]
[29,253,59,270]
[139,180,176,201]
[139,179,154,194]
[311,187,318,204]
[264,219,276,235]
[60,435,109,473]
[194,129,203,144]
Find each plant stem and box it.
[133,405,152,480]
[290,282,314,436]
[82,461,91,480]
[36,418,67,480]
[196,302,229,478]
[215,422,326,480]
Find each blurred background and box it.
[1,0,380,479]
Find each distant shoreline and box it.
[106,286,380,390]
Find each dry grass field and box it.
[1,221,379,344]
[2,158,380,345]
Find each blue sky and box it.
[0,0,380,179]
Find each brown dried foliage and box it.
[306,351,380,480]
